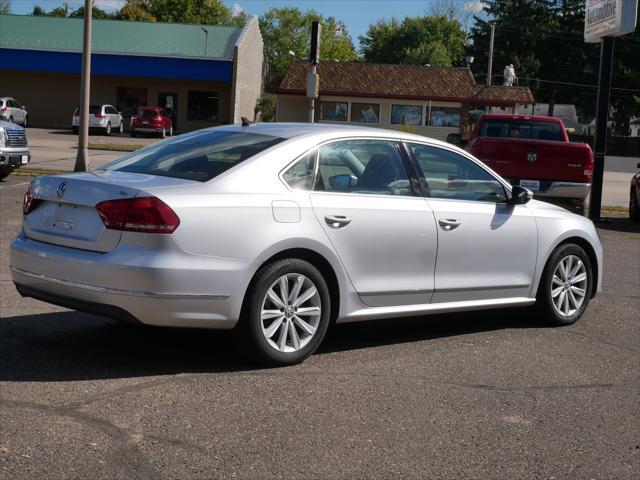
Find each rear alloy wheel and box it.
[118,122,124,134]
[240,259,331,366]
[105,122,112,136]
[23,115,28,128]
[630,187,640,221]
[169,125,173,136]
[536,244,592,326]
[160,128,166,138]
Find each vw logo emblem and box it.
[56,181,67,199]
[527,152,537,163]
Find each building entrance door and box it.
[158,93,178,132]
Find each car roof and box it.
[209,122,456,148]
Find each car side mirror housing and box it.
[329,174,357,191]
[509,185,533,205]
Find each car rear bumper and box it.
[10,232,254,329]
[132,127,162,133]
[509,179,591,200]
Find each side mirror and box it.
[508,185,533,205]
[21,106,27,110]
[329,174,357,191]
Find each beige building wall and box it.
[230,17,264,123]
[275,93,461,142]
[0,70,232,131]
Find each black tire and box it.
[72,126,79,134]
[630,186,640,222]
[0,172,10,181]
[237,258,331,366]
[536,243,593,326]
[8,116,13,124]
[160,128,166,138]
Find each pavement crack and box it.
[0,397,167,480]
[555,328,640,354]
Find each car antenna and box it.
[241,117,254,127]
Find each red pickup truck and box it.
[466,114,593,212]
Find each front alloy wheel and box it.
[240,258,331,366]
[550,255,588,318]
[537,244,592,326]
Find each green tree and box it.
[132,0,237,25]
[360,15,467,66]
[468,0,639,133]
[115,5,157,22]
[1,0,10,15]
[69,6,113,19]
[259,7,358,81]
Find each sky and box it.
[8,0,486,46]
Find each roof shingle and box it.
[272,60,533,105]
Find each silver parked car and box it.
[0,97,29,127]
[72,104,124,135]
[10,124,603,365]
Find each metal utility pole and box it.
[307,21,321,123]
[487,24,495,86]
[74,0,92,172]
[588,37,614,221]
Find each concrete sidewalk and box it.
[24,127,159,171]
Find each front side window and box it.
[320,101,347,121]
[409,144,507,203]
[315,139,412,196]
[188,91,219,122]
[100,132,284,182]
[391,105,423,125]
[429,107,460,127]
[283,150,316,190]
[351,103,380,124]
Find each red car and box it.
[130,107,173,138]
[467,114,593,213]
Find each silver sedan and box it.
[10,123,603,365]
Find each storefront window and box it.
[391,105,423,125]
[429,107,461,127]
[188,91,219,122]
[351,103,380,123]
[117,87,147,119]
[320,101,348,121]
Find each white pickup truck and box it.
[0,120,30,180]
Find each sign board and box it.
[310,21,321,64]
[584,0,638,42]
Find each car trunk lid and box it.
[23,171,193,252]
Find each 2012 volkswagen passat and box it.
[10,124,603,365]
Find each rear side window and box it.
[479,119,564,141]
[89,105,102,115]
[100,131,285,182]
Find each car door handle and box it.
[325,215,352,229]
[438,218,461,231]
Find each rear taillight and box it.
[94,114,106,119]
[23,189,42,215]
[1,107,7,112]
[96,197,180,234]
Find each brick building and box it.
[271,60,534,141]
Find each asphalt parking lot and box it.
[0,173,639,479]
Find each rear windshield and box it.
[140,109,158,118]
[478,119,564,141]
[99,131,285,182]
[89,105,102,115]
